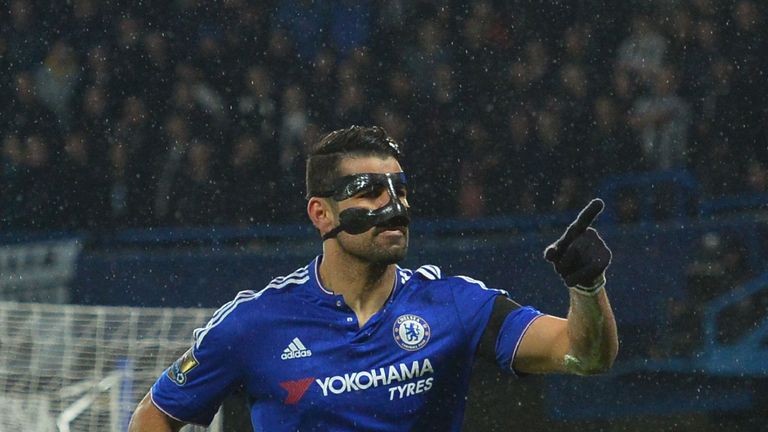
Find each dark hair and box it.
[305,125,403,198]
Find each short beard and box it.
[338,230,409,265]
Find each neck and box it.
[318,246,397,326]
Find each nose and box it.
[373,189,393,208]
[375,187,408,210]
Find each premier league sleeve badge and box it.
[167,348,199,385]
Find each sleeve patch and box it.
[167,348,199,386]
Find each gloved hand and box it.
[544,198,612,292]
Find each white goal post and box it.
[0,301,223,432]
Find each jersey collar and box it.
[307,255,403,305]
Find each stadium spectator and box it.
[5,0,46,72]
[334,79,367,126]
[681,17,722,113]
[82,45,113,89]
[628,66,691,171]
[561,22,593,66]
[34,39,80,127]
[277,85,311,220]
[264,29,299,88]
[225,133,278,225]
[0,136,25,227]
[111,16,149,99]
[499,107,537,215]
[724,0,767,149]
[17,134,56,230]
[57,130,105,229]
[106,141,131,227]
[154,114,193,225]
[112,95,156,226]
[167,140,223,226]
[384,69,417,117]
[610,68,637,116]
[528,106,567,212]
[745,159,768,194]
[67,0,109,49]
[405,19,452,94]
[616,13,667,84]
[457,121,492,218]
[587,95,638,180]
[235,65,279,143]
[306,48,339,127]
[142,31,175,120]
[371,104,407,147]
[78,85,111,140]
[557,62,591,143]
[6,71,58,141]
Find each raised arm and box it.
[128,391,185,432]
[514,199,618,375]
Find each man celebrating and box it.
[129,126,617,431]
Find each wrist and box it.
[569,273,606,296]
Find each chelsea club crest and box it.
[393,314,431,351]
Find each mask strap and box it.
[323,225,345,240]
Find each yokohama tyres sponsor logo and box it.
[316,358,434,401]
[279,358,435,404]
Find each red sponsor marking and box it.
[279,377,315,404]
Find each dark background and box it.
[2,0,767,430]
[2,0,767,230]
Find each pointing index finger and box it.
[544,198,605,261]
[568,198,604,237]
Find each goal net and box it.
[0,301,223,432]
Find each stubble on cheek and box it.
[370,230,409,263]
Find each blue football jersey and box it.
[151,256,543,431]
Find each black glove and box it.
[544,198,612,290]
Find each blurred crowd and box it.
[656,229,756,358]
[1,0,767,230]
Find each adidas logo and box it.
[281,337,312,360]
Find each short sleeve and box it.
[151,313,243,426]
[448,275,508,351]
[494,306,543,374]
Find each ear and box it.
[307,197,337,235]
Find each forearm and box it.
[542,198,617,375]
[128,392,184,432]
[564,279,618,375]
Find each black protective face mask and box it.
[312,172,411,240]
